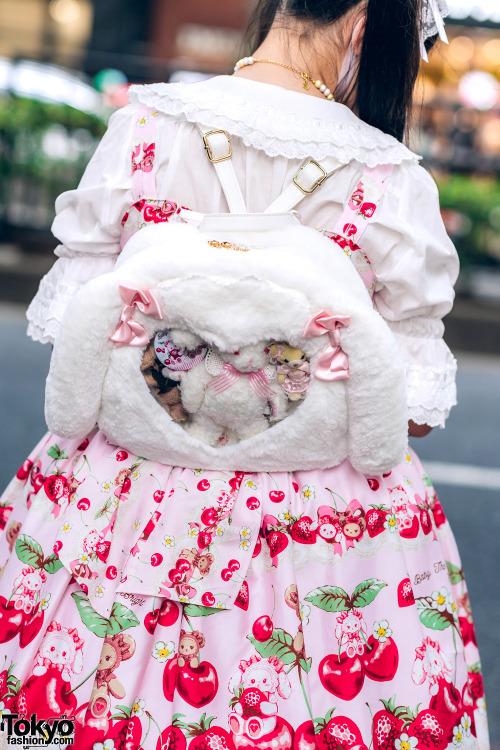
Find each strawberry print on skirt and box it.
[0,430,490,750]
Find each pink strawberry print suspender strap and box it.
[335,164,394,239]
[325,164,394,299]
[131,105,160,201]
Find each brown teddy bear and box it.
[177,629,205,668]
[141,343,188,422]
[89,632,136,718]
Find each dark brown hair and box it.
[246,0,433,142]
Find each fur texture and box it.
[45,221,408,473]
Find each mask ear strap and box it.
[336,17,365,99]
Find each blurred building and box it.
[416,1,500,173]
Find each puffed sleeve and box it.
[362,161,459,428]
[26,103,141,344]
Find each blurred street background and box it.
[0,0,499,744]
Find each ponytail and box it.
[245,0,430,143]
[357,0,421,140]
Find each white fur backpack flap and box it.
[45,217,408,475]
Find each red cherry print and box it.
[252,537,262,558]
[77,437,90,451]
[151,553,163,567]
[77,498,90,511]
[201,592,215,606]
[367,478,380,491]
[197,531,212,550]
[221,569,232,582]
[176,661,219,708]
[382,472,391,478]
[318,653,365,700]
[197,479,210,491]
[252,615,273,641]
[116,450,128,461]
[163,657,180,702]
[80,584,88,594]
[246,496,260,510]
[168,568,183,584]
[292,481,299,493]
[106,566,118,580]
[0,596,24,643]
[294,721,317,750]
[201,508,218,526]
[158,599,180,627]
[362,635,399,682]
[19,605,45,648]
[21,666,77,720]
[228,559,240,572]
[269,490,285,503]
[53,540,63,553]
[229,472,245,490]
[154,490,165,503]
[176,559,191,574]
[16,459,33,481]
[144,608,160,634]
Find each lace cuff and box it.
[27,254,117,344]
[386,318,457,428]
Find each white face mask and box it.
[336,17,364,100]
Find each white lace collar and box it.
[128,75,419,167]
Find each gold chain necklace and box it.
[234,56,335,101]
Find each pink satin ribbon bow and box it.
[209,363,276,401]
[110,284,162,347]
[303,310,351,381]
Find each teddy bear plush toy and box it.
[177,338,289,446]
[89,632,136,718]
[140,343,188,422]
[268,342,311,402]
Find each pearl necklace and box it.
[234,57,335,101]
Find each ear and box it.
[45,275,125,439]
[342,310,408,475]
[120,633,137,661]
[228,667,243,693]
[352,15,366,56]
[277,671,292,699]
[73,648,84,674]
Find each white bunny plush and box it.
[178,341,289,446]
[45,221,409,474]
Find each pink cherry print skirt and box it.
[0,429,490,750]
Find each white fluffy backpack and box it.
[45,125,408,474]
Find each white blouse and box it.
[26,75,459,428]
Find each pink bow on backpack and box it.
[110,284,162,347]
[303,310,351,381]
[209,363,276,401]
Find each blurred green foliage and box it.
[0,94,107,230]
[437,175,500,268]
